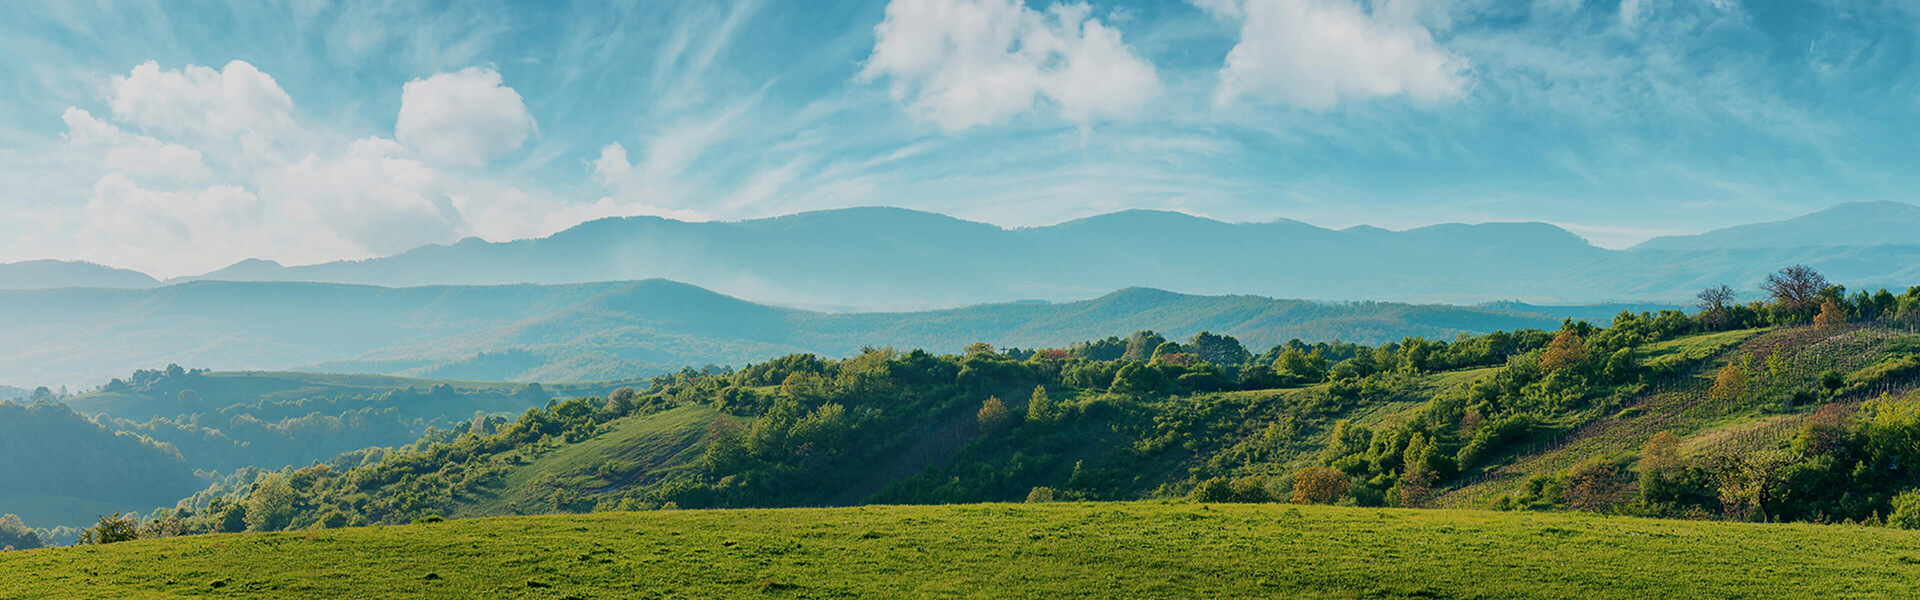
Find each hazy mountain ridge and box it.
[11,203,1919,307]
[0,260,160,290]
[1632,201,1920,251]
[155,202,1920,309]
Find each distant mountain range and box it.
[1632,201,1920,251]
[8,202,1919,309]
[0,279,1648,389]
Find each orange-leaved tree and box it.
[1539,330,1588,373]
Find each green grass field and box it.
[7,502,1920,599]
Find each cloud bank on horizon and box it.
[1,0,1916,277]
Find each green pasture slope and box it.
[452,405,720,518]
[6,503,1920,599]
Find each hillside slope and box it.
[6,504,1918,599]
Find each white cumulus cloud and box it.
[74,175,274,277]
[861,0,1161,131]
[61,107,211,183]
[109,60,296,141]
[1208,0,1468,110]
[260,137,461,259]
[395,67,537,167]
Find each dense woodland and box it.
[13,267,1920,546]
[58,368,560,473]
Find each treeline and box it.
[107,383,552,472]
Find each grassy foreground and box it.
[7,503,1920,599]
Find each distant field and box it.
[7,503,1920,599]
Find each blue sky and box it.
[1,0,1916,277]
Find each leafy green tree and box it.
[1109,363,1164,395]
[1187,331,1251,367]
[78,513,139,545]
[244,473,299,532]
[1025,386,1056,424]
[1274,347,1328,384]
[1121,331,1168,363]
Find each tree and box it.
[1813,297,1848,331]
[977,397,1009,432]
[1187,331,1251,367]
[1025,487,1056,504]
[78,513,139,545]
[1539,331,1587,373]
[244,473,299,532]
[1696,284,1735,313]
[1109,362,1164,395]
[1707,450,1789,522]
[1764,264,1827,318]
[1025,386,1056,424]
[963,342,998,358]
[1290,466,1350,504]
[1121,331,1168,363]
[608,387,638,414]
[1696,285,1735,329]
[1274,348,1328,384]
[1149,341,1185,362]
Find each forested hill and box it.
[166,202,1920,309]
[102,284,1920,537]
[0,401,204,530]
[0,280,1612,388]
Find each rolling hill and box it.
[0,279,1616,389]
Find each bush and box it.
[79,513,140,545]
[1290,466,1351,505]
[1188,477,1236,503]
[1890,491,1920,530]
[1025,487,1056,503]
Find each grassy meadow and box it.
[7,502,1920,599]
